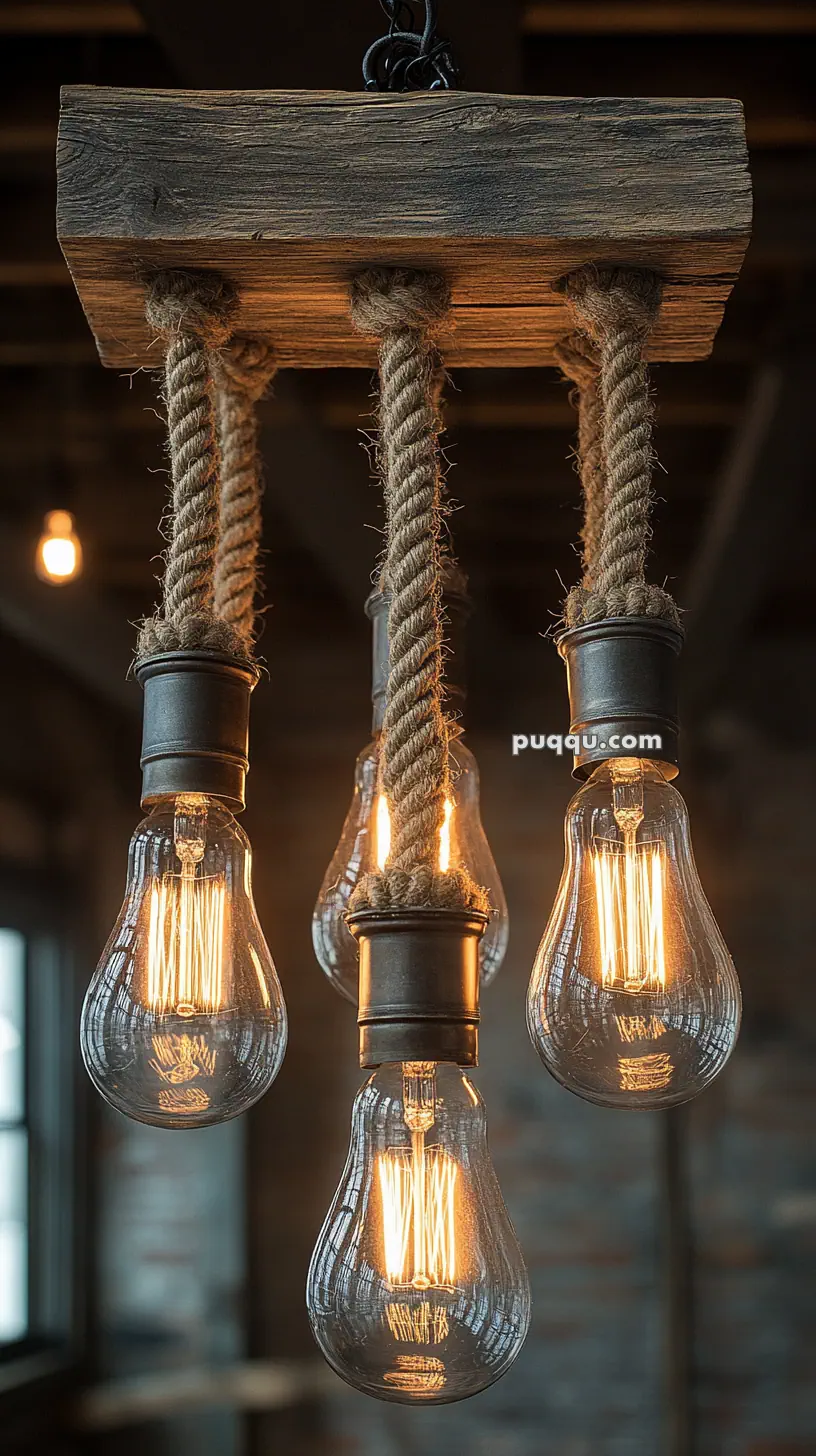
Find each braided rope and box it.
[557,268,680,628]
[347,269,488,914]
[213,337,277,649]
[138,271,248,659]
[553,331,604,591]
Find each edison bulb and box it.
[307,1061,530,1403]
[81,793,286,1128]
[527,758,740,1110]
[35,510,82,584]
[313,737,508,1001]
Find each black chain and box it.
[362,0,459,91]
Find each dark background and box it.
[0,2,814,1454]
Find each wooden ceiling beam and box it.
[56,87,751,369]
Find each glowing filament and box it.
[619,1052,673,1092]
[146,869,227,1014]
[375,794,454,873]
[149,1033,217,1082]
[593,841,666,993]
[375,793,391,871]
[385,1302,449,1345]
[149,1033,217,1115]
[382,1354,446,1395]
[378,1143,458,1290]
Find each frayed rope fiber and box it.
[346,270,489,916]
[137,271,272,661]
[556,267,680,629]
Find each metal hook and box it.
[362,0,458,92]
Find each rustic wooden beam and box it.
[57,87,751,370]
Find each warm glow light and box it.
[377,1063,458,1291]
[149,1033,217,1082]
[383,1354,447,1396]
[385,1302,449,1345]
[375,794,454,873]
[148,1033,217,1114]
[146,871,227,1014]
[618,1052,673,1092]
[35,510,82,585]
[438,799,453,873]
[378,1145,458,1290]
[375,793,391,871]
[594,841,666,993]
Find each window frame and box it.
[0,863,84,1400]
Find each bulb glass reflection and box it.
[307,1061,530,1403]
[313,737,508,1000]
[527,758,741,1109]
[81,793,286,1127]
[35,510,82,585]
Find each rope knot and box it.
[145,269,236,350]
[553,330,599,391]
[350,268,451,337]
[562,265,662,345]
[216,336,277,402]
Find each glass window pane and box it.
[0,929,24,1123]
[0,1128,27,1341]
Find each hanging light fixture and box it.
[306,5,530,1396]
[80,275,287,1128]
[35,509,82,585]
[306,258,530,1403]
[312,575,509,1003]
[526,271,742,1111]
[54,0,753,1397]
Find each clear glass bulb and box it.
[307,1061,530,1404]
[527,758,741,1110]
[81,793,287,1128]
[313,735,509,1001]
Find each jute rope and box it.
[556,267,680,629]
[347,269,488,914]
[137,271,270,661]
[213,337,277,649]
[553,330,604,588]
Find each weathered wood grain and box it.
[56,87,752,368]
